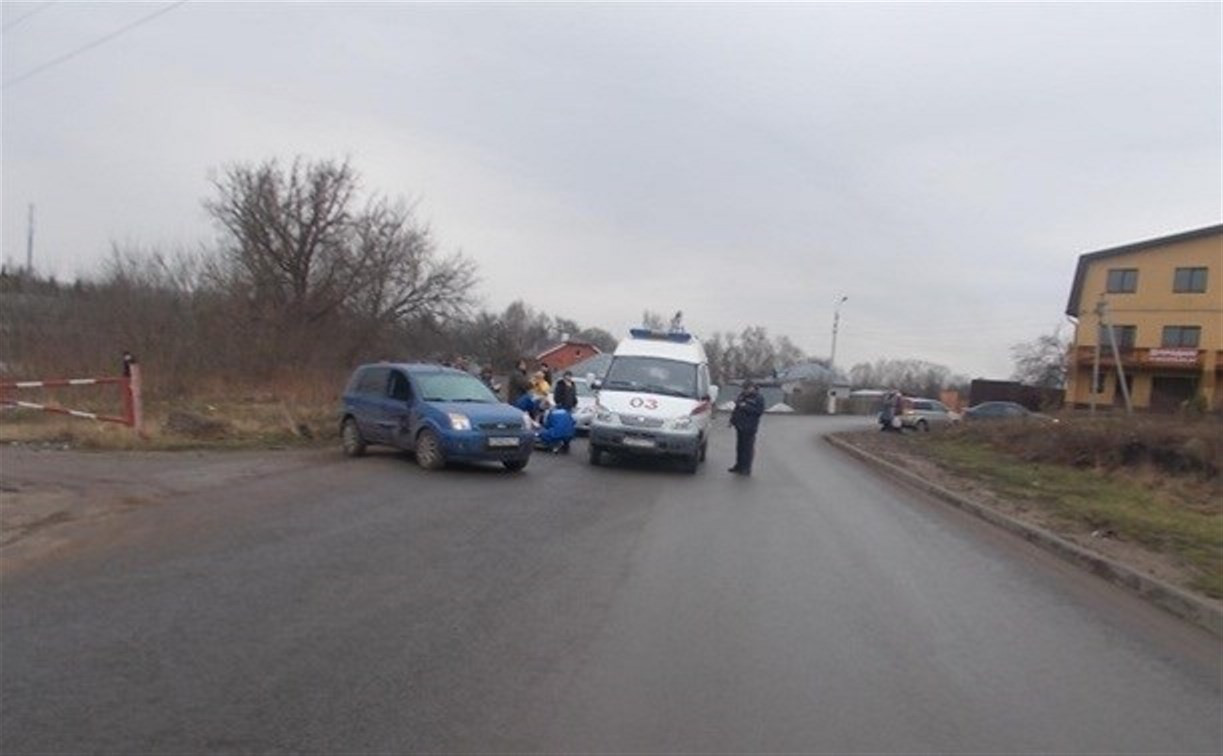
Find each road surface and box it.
[2,416,1219,753]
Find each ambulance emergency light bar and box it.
[629,328,693,343]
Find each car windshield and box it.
[602,356,698,399]
[416,373,499,403]
[574,380,594,398]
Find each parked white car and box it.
[899,397,959,431]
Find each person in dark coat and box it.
[728,381,766,475]
[507,360,530,405]
[552,371,579,452]
[553,371,577,411]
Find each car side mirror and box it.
[591,378,602,390]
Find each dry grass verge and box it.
[0,396,339,451]
[948,414,1221,479]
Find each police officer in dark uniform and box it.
[728,380,766,475]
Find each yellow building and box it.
[1065,224,1223,412]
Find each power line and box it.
[2,1,54,33]
[3,0,187,90]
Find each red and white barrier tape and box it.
[0,399,127,424]
[3,377,126,389]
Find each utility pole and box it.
[1091,298,1102,416]
[829,295,848,371]
[25,204,35,273]
[1098,297,1133,414]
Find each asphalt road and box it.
[2,416,1219,754]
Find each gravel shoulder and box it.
[0,445,334,572]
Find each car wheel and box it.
[415,429,445,470]
[503,459,527,472]
[916,419,929,433]
[341,417,366,457]
[588,444,603,466]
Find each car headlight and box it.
[448,412,472,431]
[595,409,615,422]
[671,416,693,430]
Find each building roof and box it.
[1065,223,1223,317]
[776,361,835,384]
[535,340,601,362]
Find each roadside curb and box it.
[825,433,1223,637]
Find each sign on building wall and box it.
[1146,348,1199,366]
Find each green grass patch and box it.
[922,437,1223,598]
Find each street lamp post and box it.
[829,295,848,371]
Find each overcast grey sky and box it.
[2,1,1219,377]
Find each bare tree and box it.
[575,327,617,353]
[849,358,959,397]
[1011,329,1069,388]
[641,310,667,330]
[205,157,475,364]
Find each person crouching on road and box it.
[728,380,765,476]
[535,399,576,454]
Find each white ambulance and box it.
[587,328,718,473]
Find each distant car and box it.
[962,401,1058,423]
[340,363,534,471]
[571,376,597,433]
[899,397,959,431]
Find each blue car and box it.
[339,363,534,471]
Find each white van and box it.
[588,328,718,473]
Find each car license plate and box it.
[623,436,655,448]
[487,436,519,448]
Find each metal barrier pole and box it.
[121,352,145,437]
[122,352,135,426]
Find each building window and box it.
[1098,324,1137,350]
[1106,268,1138,293]
[1173,267,1208,293]
[1161,325,1201,348]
